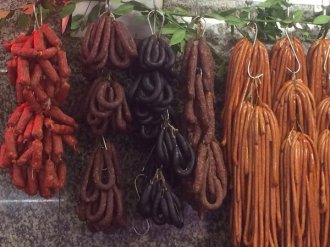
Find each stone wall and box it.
[164,0,245,13]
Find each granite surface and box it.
[0,1,232,247]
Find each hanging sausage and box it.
[311,39,330,247]
[181,18,227,215]
[272,31,320,247]
[221,37,271,179]
[81,10,137,78]
[270,36,308,105]
[226,24,280,246]
[273,79,317,141]
[318,129,330,247]
[1,22,77,197]
[76,6,135,232]
[307,38,330,105]
[77,140,125,232]
[279,130,320,247]
[129,9,194,229]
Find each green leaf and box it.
[17,13,31,29]
[313,15,330,25]
[72,14,84,22]
[41,2,56,11]
[282,18,293,24]
[292,9,304,22]
[87,3,101,23]
[180,39,186,52]
[161,23,179,34]
[185,31,194,41]
[224,16,245,26]
[218,9,237,17]
[113,3,134,16]
[59,2,76,18]
[111,0,121,4]
[170,29,186,46]
[120,1,150,11]
[206,12,224,20]
[39,6,50,23]
[71,19,82,31]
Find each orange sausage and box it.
[4,127,17,160]
[31,140,43,170]
[31,114,44,140]
[52,134,63,160]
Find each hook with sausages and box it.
[136,168,184,228]
[147,8,165,36]
[284,28,301,80]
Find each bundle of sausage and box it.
[317,129,330,247]
[181,36,227,214]
[231,102,281,246]
[4,24,71,107]
[77,140,125,233]
[224,38,284,246]
[156,125,195,180]
[128,32,194,229]
[83,77,132,135]
[128,70,174,139]
[280,130,320,247]
[222,38,271,177]
[81,13,137,72]
[309,39,330,247]
[273,79,317,141]
[307,38,330,105]
[1,24,77,197]
[136,169,184,228]
[128,34,176,139]
[270,36,308,104]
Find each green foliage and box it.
[59,2,76,18]
[87,3,101,23]
[313,15,330,25]
[17,13,31,30]
[170,29,186,46]
[0,0,330,47]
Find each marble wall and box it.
[0,0,232,247]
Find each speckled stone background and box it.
[0,1,235,247]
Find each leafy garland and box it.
[0,0,329,52]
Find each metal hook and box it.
[192,16,206,37]
[147,10,165,36]
[134,173,147,200]
[101,135,108,150]
[324,43,330,95]
[245,0,254,21]
[194,0,199,17]
[247,22,263,80]
[132,219,150,236]
[33,3,40,29]
[324,43,330,74]
[284,29,301,79]
[105,0,111,11]
[40,4,43,25]
[322,0,327,15]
